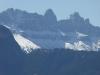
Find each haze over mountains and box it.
[0,8,100,75]
[0,8,100,52]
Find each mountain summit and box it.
[44,9,57,25]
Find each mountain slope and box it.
[0,25,25,75]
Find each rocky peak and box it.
[70,12,84,23]
[44,9,57,25]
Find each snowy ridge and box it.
[65,40,100,51]
[74,41,90,51]
[65,41,90,51]
[13,34,40,53]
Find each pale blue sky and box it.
[0,0,100,26]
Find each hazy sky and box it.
[0,0,100,26]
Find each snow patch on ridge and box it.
[13,34,40,53]
[92,40,100,51]
[65,40,100,51]
[60,31,66,36]
[76,32,88,38]
[65,41,91,51]
[74,41,90,51]
[65,43,74,50]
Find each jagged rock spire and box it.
[70,12,84,22]
[44,9,57,25]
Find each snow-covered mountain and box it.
[0,8,100,52]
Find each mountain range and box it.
[0,8,100,75]
[0,8,100,52]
